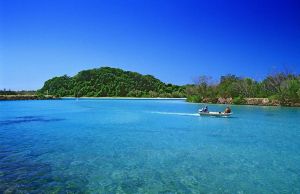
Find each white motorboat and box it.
[198,108,232,117]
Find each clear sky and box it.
[1,0,300,90]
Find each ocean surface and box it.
[1,99,300,193]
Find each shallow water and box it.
[0,99,300,193]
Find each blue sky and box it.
[1,0,300,90]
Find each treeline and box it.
[38,67,186,98]
[186,73,300,106]
[0,90,36,95]
[38,66,300,105]
[0,90,57,100]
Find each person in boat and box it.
[224,106,231,113]
[202,106,209,113]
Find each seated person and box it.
[203,106,209,112]
[224,106,231,113]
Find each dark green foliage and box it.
[278,79,300,105]
[38,67,186,98]
[186,95,202,103]
[0,90,17,95]
[38,67,300,105]
[232,96,246,105]
[0,90,36,95]
[186,73,300,106]
[218,74,240,97]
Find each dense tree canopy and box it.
[186,73,300,106]
[37,67,300,106]
[38,67,186,98]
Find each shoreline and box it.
[62,97,187,100]
[186,97,300,107]
[187,101,295,108]
[1,95,299,107]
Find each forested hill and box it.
[38,67,186,97]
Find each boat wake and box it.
[150,111,199,117]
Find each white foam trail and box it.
[150,111,199,117]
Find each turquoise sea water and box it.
[0,99,300,193]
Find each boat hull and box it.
[199,111,232,117]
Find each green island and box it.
[1,67,300,106]
[38,67,185,98]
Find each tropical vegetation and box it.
[3,67,300,106]
[186,73,300,106]
[38,67,186,98]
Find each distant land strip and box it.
[1,66,300,106]
[0,95,59,101]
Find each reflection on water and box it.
[0,116,64,126]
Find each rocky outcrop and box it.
[215,97,281,106]
[244,98,280,106]
[198,97,285,106]
[217,97,232,104]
